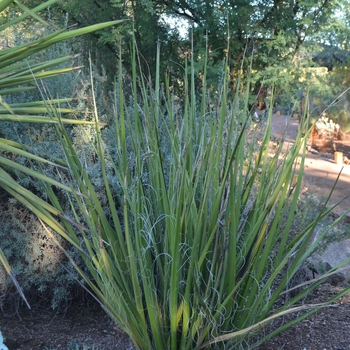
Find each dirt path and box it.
[271,113,350,218]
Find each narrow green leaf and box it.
[0,115,103,125]
[0,0,58,31]
[14,0,50,26]
[0,86,36,95]
[8,98,72,108]
[0,0,13,13]
[0,142,67,168]
[0,66,80,89]
[44,20,126,47]
[0,107,73,114]
[0,156,72,192]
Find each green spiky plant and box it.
[0,0,122,307]
[1,4,350,349]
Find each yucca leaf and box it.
[0,59,36,75]
[0,7,347,348]
[0,29,66,61]
[8,54,80,78]
[0,0,57,31]
[0,142,66,168]
[14,0,50,25]
[41,20,126,47]
[0,156,72,191]
[0,86,36,95]
[0,107,73,114]
[7,98,72,108]
[0,0,13,13]
[0,115,102,125]
[0,66,80,88]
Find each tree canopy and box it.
[21,0,349,94]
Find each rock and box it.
[306,145,319,154]
[330,272,346,286]
[309,238,350,283]
[345,214,350,224]
[328,211,340,220]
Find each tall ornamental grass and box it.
[1,40,350,349]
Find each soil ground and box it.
[1,284,350,350]
[271,114,350,217]
[0,296,133,350]
[1,113,350,350]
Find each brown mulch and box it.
[0,295,133,350]
[258,283,350,350]
[1,283,350,349]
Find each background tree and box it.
[311,0,350,72]
[22,0,340,94]
[50,0,184,88]
[152,1,340,80]
[293,0,350,128]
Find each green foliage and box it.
[55,0,182,89]
[0,10,76,155]
[312,45,350,72]
[2,39,350,349]
[1,1,350,349]
[161,0,338,75]
[0,196,79,309]
[38,0,343,97]
[0,50,123,308]
[310,0,350,51]
[0,0,122,307]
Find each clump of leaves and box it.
[1,2,350,348]
[2,36,350,350]
[0,0,122,307]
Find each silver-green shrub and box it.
[0,9,118,308]
[0,196,79,309]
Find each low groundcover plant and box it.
[1,3,350,349]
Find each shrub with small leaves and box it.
[0,194,81,309]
